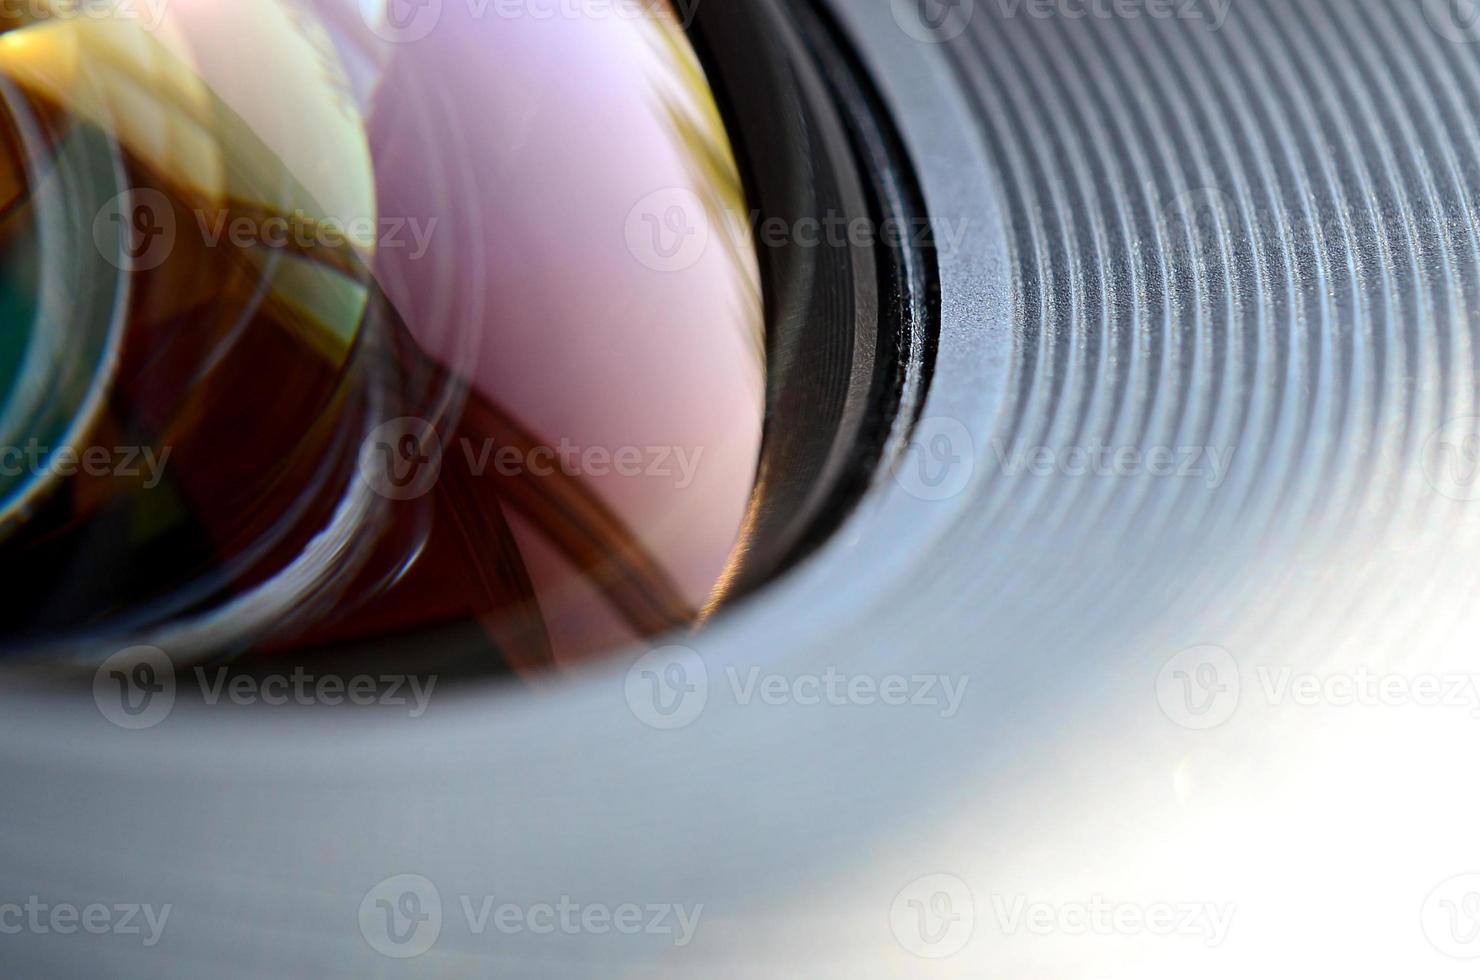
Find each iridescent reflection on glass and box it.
[0,0,764,669]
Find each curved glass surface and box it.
[0,0,764,670]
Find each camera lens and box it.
[0,0,764,670]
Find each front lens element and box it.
[0,0,764,670]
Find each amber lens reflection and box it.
[0,0,764,670]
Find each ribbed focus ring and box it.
[882,0,1480,649]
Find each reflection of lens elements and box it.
[0,0,764,672]
[625,646,708,729]
[890,873,974,959]
[625,188,710,273]
[360,874,443,959]
[1157,645,1240,730]
[1426,0,1480,42]
[892,417,975,501]
[359,418,443,501]
[93,189,176,272]
[1424,874,1480,959]
[891,0,974,43]
[1424,417,1480,501]
[359,0,444,43]
[93,646,176,730]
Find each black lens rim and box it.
[685,0,941,598]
